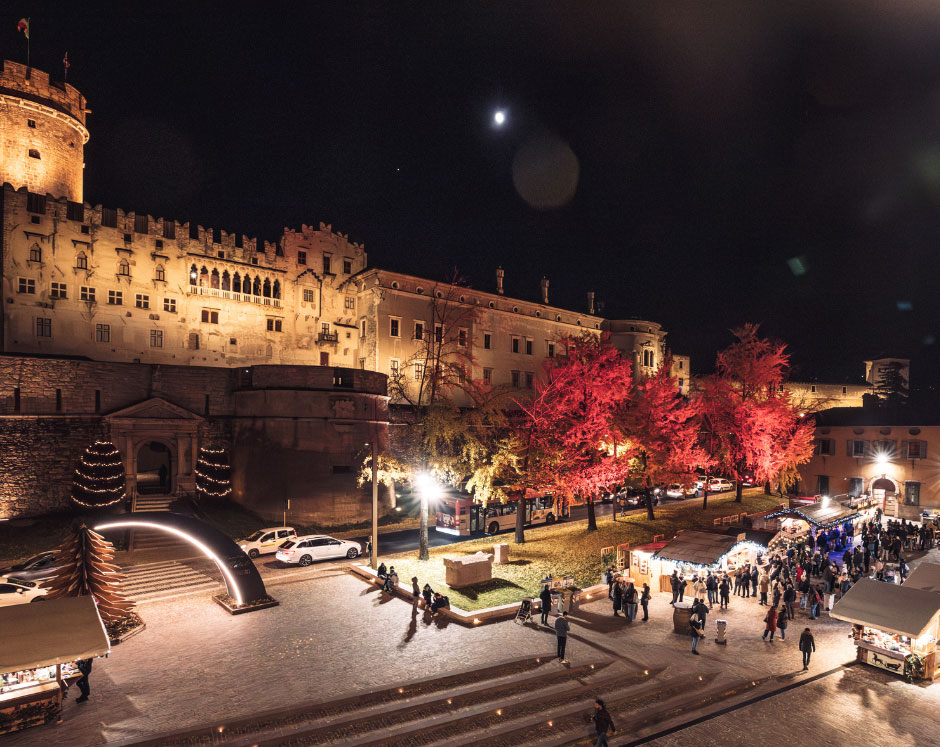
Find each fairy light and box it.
[652,540,769,573]
[72,440,126,507]
[195,444,232,498]
[765,508,861,530]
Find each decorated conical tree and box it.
[195,444,232,500]
[41,523,136,623]
[72,440,126,509]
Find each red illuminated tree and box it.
[520,333,636,531]
[697,325,815,503]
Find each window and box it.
[389,359,400,377]
[17,278,35,294]
[101,207,117,227]
[26,193,46,214]
[678,360,684,370]
[117,259,130,277]
[458,328,467,347]
[904,440,928,459]
[163,297,176,313]
[511,336,520,354]
[51,282,67,299]
[511,370,521,388]
[266,318,282,332]
[136,294,150,309]
[435,324,443,343]
[547,342,555,358]
[56,389,62,412]
[164,221,176,239]
[872,439,897,459]
[95,323,110,342]
[414,321,424,341]
[28,148,40,159]
[134,214,149,234]
[525,338,533,355]
[35,317,51,337]
[847,439,868,458]
[483,368,493,384]
[30,215,40,224]
[345,296,355,310]
[27,118,36,128]
[333,368,353,388]
[848,477,864,497]
[108,290,123,305]
[414,362,424,381]
[813,438,835,456]
[842,386,847,395]
[323,254,332,274]
[904,481,921,507]
[251,256,259,265]
[484,332,492,350]
[525,371,534,389]
[816,475,830,495]
[297,250,307,265]
[343,258,352,274]
[81,286,95,302]
[201,309,219,324]
[360,318,366,337]
[188,333,200,350]
[28,245,41,262]
[76,252,87,269]
[319,352,329,365]
[150,329,164,348]
[643,349,653,367]
[389,318,400,337]
[155,265,165,282]
[303,288,315,303]
[811,385,817,393]
[678,377,684,388]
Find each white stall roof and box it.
[653,531,741,567]
[831,579,940,639]
[903,563,940,594]
[0,596,110,673]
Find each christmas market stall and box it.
[0,596,111,735]
[904,562,940,594]
[759,502,863,551]
[831,578,940,682]
[645,531,767,594]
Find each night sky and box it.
[8,3,940,383]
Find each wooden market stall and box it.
[903,562,940,594]
[0,596,111,735]
[831,578,940,682]
[759,502,864,550]
[639,531,767,594]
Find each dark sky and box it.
[9,2,940,382]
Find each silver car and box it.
[0,551,59,583]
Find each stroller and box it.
[515,598,533,625]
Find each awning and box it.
[0,596,111,673]
[765,502,861,529]
[831,579,940,639]
[653,531,760,567]
[903,563,940,594]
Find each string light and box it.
[652,540,769,573]
[195,445,232,498]
[72,440,126,508]
[765,508,861,530]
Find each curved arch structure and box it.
[94,512,267,605]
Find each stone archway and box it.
[136,440,174,495]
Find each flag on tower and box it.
[17,17,29,39]
[63,52,70,80]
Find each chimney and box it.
[496,266,505,295]
[587,291,595,315]
[540,276,549,305]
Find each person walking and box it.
[539,584,552,625]
[799,627,816,670]
[783,583,796,620]
[555,611,571,663]
[640,582,651,621]
[762,605,778,642]
[689,607,704,655]
[777,604,789,641]
[758,571,770,606]
[808,585,821,620]
[591,698,616,747]
[75,658,92,703]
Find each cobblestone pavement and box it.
[5,552,936,746]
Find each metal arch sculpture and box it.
[94,511,267,605]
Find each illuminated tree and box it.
[195,444,232,500]
[698,325,815,503]
[71,440,126,509]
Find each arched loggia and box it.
[95,512,267,605]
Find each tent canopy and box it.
[653,531,747,567]
[831,579,940,639]
[0,596,111,673]
[904,563,940,594]
[767,503,860,528]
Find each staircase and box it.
[129,493,183,551]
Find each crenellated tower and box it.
[0,60,89,202]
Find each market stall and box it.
[643,531,767,594]
[762,502,863,551]
[831,578,940,682]
[904,562,940,594]
[0,596,111,734]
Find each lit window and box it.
[95,323,110,342]
[150,329,164,348]
[345,297,355,310]
[390,318,400,337]
[51,282,67,299]
[108,290,123,305]
[17,278,35,294]
[163,297,176,313]
[81,286,95,302]
[303,288,315,302]
[35,317,52,337]
[136,294,150,309]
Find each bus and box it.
[435,492,564,536]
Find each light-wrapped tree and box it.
[71,440,126,509]
[195,444,232,500]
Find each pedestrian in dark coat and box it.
[612,581,623,617]
[777,605,789,640]
[555,612,571,663]
[592,698,616,747]
[669,571,681,604]
[799,628,816,670]
[719,576,731,609]
[539,584,552,625]
[75,658,92,702]
[640,583,651,621]
[750,566,759,596]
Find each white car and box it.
[665,483,691,499]
[708,478,734,493]
[238,527,297,558]
[0,578,48,607]
[275,535,361,566]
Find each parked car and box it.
[665,483,692,499]
[707,478,734,493]
[0,578,48,607]
[275,535,361,566]
[238,527,297,558]
[617,488,659,509]
[740,472,758,487]
[0,551,59,583]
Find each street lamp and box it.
[415,472,441,561]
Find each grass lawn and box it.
[0,513,75,565]
[381,490,782,611]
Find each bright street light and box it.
[415,472,442,502]
[493,109,506,126]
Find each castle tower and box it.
[0,60,89,202]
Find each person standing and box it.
[758,571,770,605]
[670,570,681,605]
[591,698,616,747]
[799,627,816,670]
[762,605,778,642]
[75,658,92,703]
[719,575,731,610]
[612,579,623,617]
[750,565,759,597]
[539,584,552,625]
[625,582,639,622]
[706,572,718,607]
[640,582,651,621]
[555,611,571,663]
[783,583,796,620]
[777,604,789,640]
[689,607,704,655]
